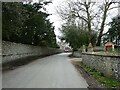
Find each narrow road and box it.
[3,53,88,88]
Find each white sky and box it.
[45,0,65,37]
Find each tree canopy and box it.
[2,2,58,48]
[103,16,120,45]
[60,23,97,51]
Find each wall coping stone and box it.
[82,52,120,58]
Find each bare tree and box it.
[96,0,118,46]
[56,0,118,46]
[56,0,98,43]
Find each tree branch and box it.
[76,12,88,23]
[108,6,118,10]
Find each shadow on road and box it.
[2,53,61,71]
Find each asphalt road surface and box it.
[3,53,88,88]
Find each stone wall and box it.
[2,41,62,64]
[73,51,82,57]
[82,53,120,81]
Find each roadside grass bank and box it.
[71,60,120,89]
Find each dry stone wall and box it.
[82,53,120,81]
[2,41,62,64]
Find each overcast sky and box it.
[45,0,65,37]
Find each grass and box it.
[80,62,120,88]
[91,51,120,57]
[106,48,120,55]
[115,48,120,53]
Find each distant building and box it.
[104,42,114,51]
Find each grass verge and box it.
[74,61,120,88]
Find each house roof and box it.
[105,42,114,46]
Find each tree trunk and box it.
[85,2,92,43]
[96,1,113,46]
[96,35,102,46]
[96,5,108,46]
